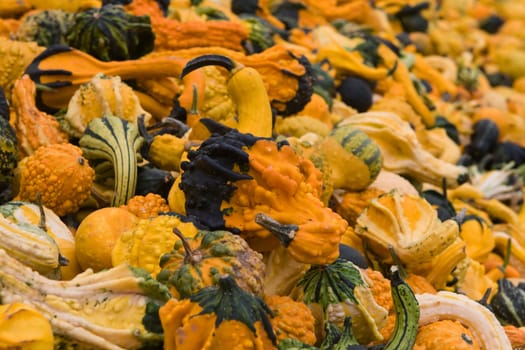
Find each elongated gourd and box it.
[180,54,273,138]
[79,115,144,207]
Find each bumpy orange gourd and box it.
[175,119,347,265]
[264,295,316,345]
[16,143,94,217]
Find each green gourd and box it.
[66,4,155,61]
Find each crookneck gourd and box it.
[159,274,277,350]
[172,118,347,265]
[180,53,273,138]
[79,115,144,207]
[157,227,266,299]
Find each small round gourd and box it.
[66,4,155,61]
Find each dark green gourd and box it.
[66,4,155,61]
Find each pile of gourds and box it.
[3,0,525,349]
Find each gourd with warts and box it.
[172,118,347,265]
[157,227,266,299]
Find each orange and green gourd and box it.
[159,274,277,350]
[157,227,266,299]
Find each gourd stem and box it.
[190,84,199,115]
[254,213,298,247]
[35,192,46,231]
[389,245,408,280]
[180,54,236,79]
[172,227,201,264]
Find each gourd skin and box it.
[63,73,152,139]
[158,229,266,299]
[16,142,95,217]
[264,295,317,346]
[112,214,199,276]
[120,193,170,219]
[79,115,144,207]
[0,302,54,350]
[0,38,45,102]
[14,9,75,47]
[66,4,155,62]
[0,247,169,350]
[177,119,346,265]
[159,275,277,350]
[11,74,70,157]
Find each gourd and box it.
[79,115,144,207]
[180,54,273,138]
[174,118,347,265]
[354,189,464,289]
[490,278,525,327]
[414,320,481,349]
[145,43,315,116]
[0,200,80,280]
[159,274,277,350]
[121,192,170,219]
[0,302,54,349]
[290,257,389,345]
[381,266,420,350]
[312,124,383,191]
[11,74,69,157]
[15,143,95,217]
[339,111,469,188]
[112,213,199,276]
[138,114,190,172]
[0,247,169,350]
[417,291,512,349]
[0,87,18,202]
[125,0,250,52]
[65,4,155,62]
[14,9,75,47]
[0,202,63,277]
[157,227,266,299]
[63,73,152,138]
[264,294,317,346]
[0,37,45,102]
